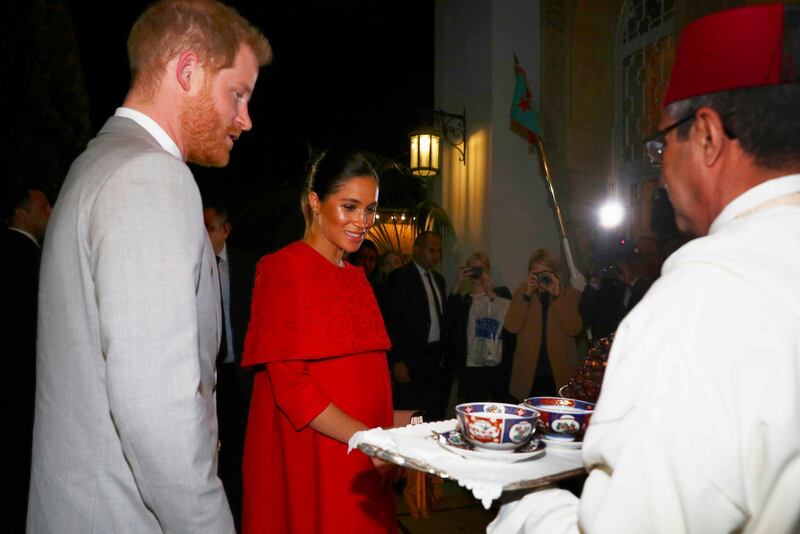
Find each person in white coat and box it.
[490,4,800,533]
[28,2,271,532]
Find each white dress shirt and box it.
[413,260,443,343]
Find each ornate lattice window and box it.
[614,0,676,236]
[615,0,675,180]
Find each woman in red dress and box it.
[241,148,397,533]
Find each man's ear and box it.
[692,106,727,167]
[13,205,29,224]
[175,51,201,92]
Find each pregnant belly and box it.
[308,351,392,428]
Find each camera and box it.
[470,266,484,279]
[536,272,552,286]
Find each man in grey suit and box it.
[28,2,271,532]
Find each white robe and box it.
[489,174,800,534]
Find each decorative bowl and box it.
[523,396,595,442]
[454,402,539,451]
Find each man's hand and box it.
[393,361,411,383]
[393,410,419,427]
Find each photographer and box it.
[445,252,514,403]
[504,249,582,401]
[580,237,663,339]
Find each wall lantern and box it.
[409,108,466,176]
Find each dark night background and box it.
[1,0,435,253]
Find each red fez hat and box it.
[663,4,799,107]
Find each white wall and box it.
[434,0,561,290]
[434,0,492,287]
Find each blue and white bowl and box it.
[523,396,595,442]
[455,402,539,451]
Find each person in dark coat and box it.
[2,185,51,532]
[384,231,449,421]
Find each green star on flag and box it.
[510,54,542,143]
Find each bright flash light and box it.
[598,200,625,229]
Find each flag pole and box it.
[512,53,585,290]
[535,137,567,240]
[534,137,586,291]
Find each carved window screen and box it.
[615,0,675,180]
[614,0,676,238]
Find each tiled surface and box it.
[394,479,497,533]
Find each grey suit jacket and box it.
[28,116,234,533]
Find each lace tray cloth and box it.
[348,419,585,509]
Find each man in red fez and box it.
[490,5,800,533]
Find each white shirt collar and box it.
[8,226,40,248]
[114,107,183,161]
[709,174,800,234]
[217,242,229,263]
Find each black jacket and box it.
[384,261,448,368]
[579,277,653,339]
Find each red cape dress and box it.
[241,241,396,533]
